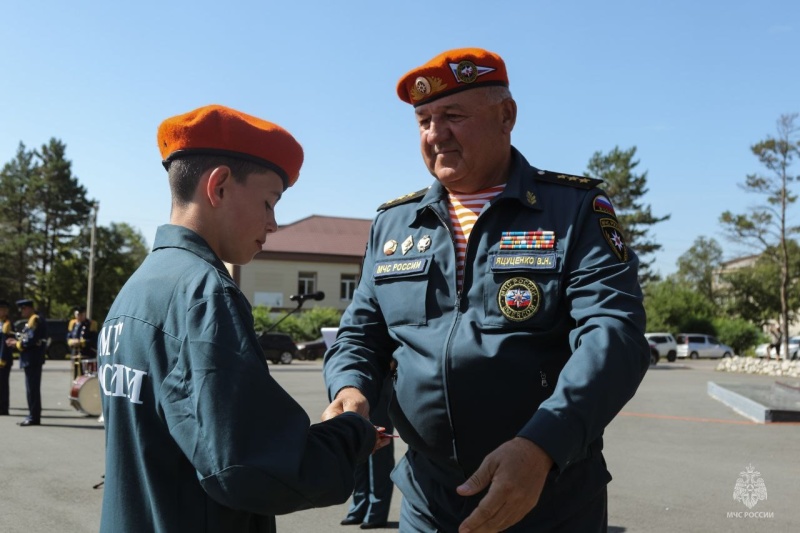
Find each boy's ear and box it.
[206,166,232,207]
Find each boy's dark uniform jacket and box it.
[99,225,376,533]
[324,147,650,530]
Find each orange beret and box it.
[396,47,508,107]
[157,104,303,189]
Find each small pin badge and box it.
[383,240,398,256]
[401,235,414,255]
[417,235,431,253]
[526,191,537,205]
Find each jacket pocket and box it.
[483,251,562,329]
[372,257,431,327]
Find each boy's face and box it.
[217,170,283,265]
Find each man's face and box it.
[19,305,32,319]
[75,311,86,322]
[415,88,515,193]
[0,306,7,320]
[216,170,283,265]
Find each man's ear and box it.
[500,98,517,134]
[205,166,232,207]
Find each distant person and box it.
[768,323,782,360]
[67,305,98,379]
[98,104,390,532]
[5,299,47,426]
[339,376,395,529]
[0,300,14,415]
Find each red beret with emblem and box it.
[396,47,509,107]
[157,104,304,189]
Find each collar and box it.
[152,225,232,278]
[415,146,543,216]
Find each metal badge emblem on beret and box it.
[384,240,398,256]
[599,218,628,262]
[410,77,448,103]
[417,235,431,253]
[497,277,541,322]
[450,60,496,84]
[401,235,414,255]
[397,47,509,106]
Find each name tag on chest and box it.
[491,252,558,272]
[374,258,430,280]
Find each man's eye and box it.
[265,202,273,211]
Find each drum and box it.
[69,375,102,416]
[80,358,98,375]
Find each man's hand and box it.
[320,387,370,421]
[456,437,554,533]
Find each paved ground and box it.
[0,358,798,532]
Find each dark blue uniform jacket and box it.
[99,225,376,533]
[324,148,649,530]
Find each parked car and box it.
[676,333,734,359]
[256,332,296,364]
[296,338,327,361]
[13,318,70,360]
[755,343,769,358]
[648,341,659,365]
[645,332,677,362]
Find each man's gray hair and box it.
[484,85,513,104]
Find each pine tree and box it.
[586,146,670,284]
[720,113,800,358]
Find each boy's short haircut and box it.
[167,155,269,204]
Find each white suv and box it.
[645,332,678,362]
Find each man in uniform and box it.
[98,105,389,533]
[0,300,14,416]
[6,299,47,426]
[67,305,98,379]
[323,48,649,532]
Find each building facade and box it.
[231,215,372,312]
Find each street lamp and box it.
[86,201,99,319]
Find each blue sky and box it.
[1,1,798,276]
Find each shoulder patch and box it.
[533,169,602,189]
[377,187,430,211]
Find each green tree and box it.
[720,113,800,357]
[49,222,149,321]
[0,143,42,300]
[252,306,343,342]
[712,317,762,356]
[675,236,724,303]
[644,277,716,333]
[0,139,95,315]
[34,138,94,314]
[586,146,670,284]
[720,241,800,326]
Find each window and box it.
[340,274,358,301]
[298,272,317,295]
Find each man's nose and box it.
[426,118,449,145]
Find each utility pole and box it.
[86,202,99,319]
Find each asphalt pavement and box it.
[0,358,797,532]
